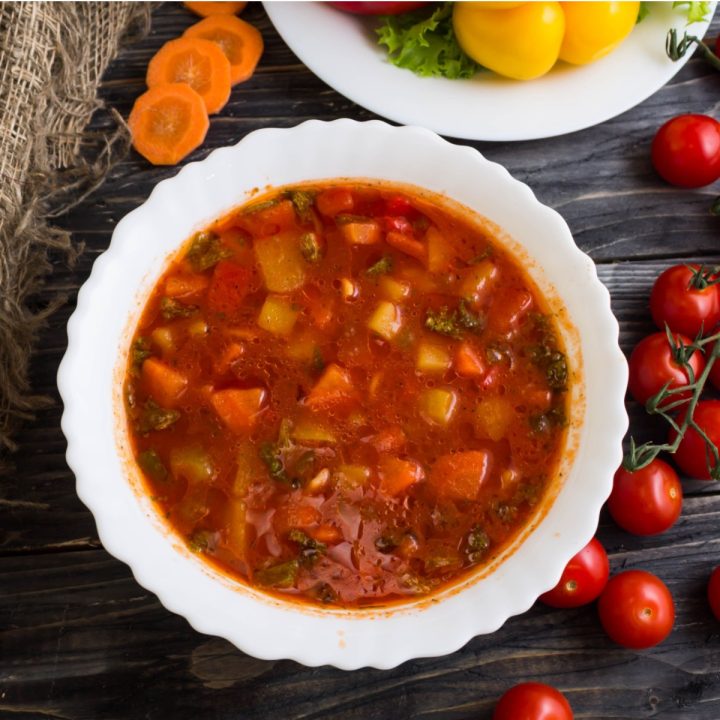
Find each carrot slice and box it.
[455,342,486,379]
[184,15,264,86]
[146,37,231,114]
[386,231,427,263]
[184,1,246,17]
[128,83,209,166]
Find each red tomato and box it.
[708,566,720,621]
[608,460,682,536]
[627,331,704,406]
[493,682,573,720]
[650,264,720,338]
[651,114,720,187]
[539,537,609,608]
[670,400,720,480]
[328,1,428,14]
[598,570,674,649]
[708,350,720,392]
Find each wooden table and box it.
[4,5,720,718]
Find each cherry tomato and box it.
[708,353,720,393]
[493,682,573,720]
[539,538,609,608]
[598,570,675,649]
[608,460,682,536]
[328,2,428,15]
[708,566,720,621]
[650,264,720,338]
[670,400,720,480]
[651,114,720,188]
[627,331,704,406]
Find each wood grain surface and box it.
[3,4,720,718]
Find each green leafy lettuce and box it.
[376,2,479,80]
[673,1,712,23]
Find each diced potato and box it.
[291,418,337,445]
[426,226,455,273]
[211,387,267,434]
[429,451,490,501]
[378,456,425,497]
[285,333,318,362]
[420,388,457,426]
[335,464,371,488]
[368,301,402,341]
[188,319,208,337]
[341,221,381,245]
[397,265,439,294]
[233,441,263,496]
[306,363,357,409]
[340,278,358,301]
[378,275,411,302]
[151,327,175,355]
[475,396,515,442]
[254,231,306,292]
[170,445,215,485]
[416,342,452,374]
[257,294,299,336]
[142,357,188,407]
[225,496,247,561]
[457,260,498,305]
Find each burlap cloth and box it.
[0,1,151,464]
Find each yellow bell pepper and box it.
[452,2,565,81]
[559,2,640,65]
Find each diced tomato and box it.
[311,524,344,545]
[481,365,505,391]
[165,274,209,298]
[274,504,322,535]
[489,290,533,334]
[211,387,267,433]
[429,451,490,501]
[455,343,486,379]
[383,216,413,235]
[368,425,407,453]
[378,456,425,497]
[385,231,426,262]
[316,187,354,217]
[141,357,188,407]
[306,363,357,409]
[235,199,297,237]
[215,342,245,375]
[341,221,381,245]
[384,195,414,216]
[206,261,251,317]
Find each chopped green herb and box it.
[494,502,516,523]
[335,213,370,225]
[401,573,433,595]
[457,299,484,332]
[138,400,180,434]
[312,582,337,604]
[259,441,291,485]
[366,255,394,277]
[486,342,509,364]
[186,231,231,272]
[288,189,316,220]
[160,297,197,320]
[300,232,322,263]
[131,337,152,375]
[529,341,568,390]
[466,526,490,564]
[529,406,566,434]
[288,528,326,565]
[137,449,167,482]
[255,559,299,588]
[425,306,462,339]
[242,198,279,215]
[187,529,214,553]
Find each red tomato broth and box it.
[124,181,571,608]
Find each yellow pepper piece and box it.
[453,2,565,81]
[559,2,640,65]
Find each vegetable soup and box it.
[125,181,570,607]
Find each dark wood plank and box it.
[4,3,720,719]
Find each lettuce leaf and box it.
[672,1,712,23]
[376,2,479,80]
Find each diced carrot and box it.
[165,273,210,298]
[341,221,381,245]
[211,387,266,433]
[184,14,263,86]
[215,342,245,375]
[429,451,490,502]
[386,231,426,263]
[455,343,486,379]
[128,83,209,166]
[146,37,232,115]
[206,260,250,317]
[305,363,357,409]
[311,524,343,545]
[368,426,406,454]
[316,187,354,217]
[184,2,246,18]
[378,456,425,497]
[274,504,321,535]
[489,290,534,335]
[142,357,189,407]
[236,199,297,237]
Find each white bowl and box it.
[58,119,627,670]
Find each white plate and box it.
[58,120,627,669]
[264,1,715,141]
